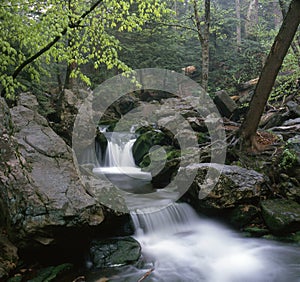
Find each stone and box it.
[261,199,300,235]
[89,237,141,268]
[132,130,173,165]
[180,163,267,210]
[229,204,259,228]
[23,263,73,282]
[0,94,104,250]
[287,101,300,117]
[213,90,237,118]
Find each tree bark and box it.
[193,0,210,91]
[279,0,300,61]
[235,0,241,51]
[201,0,210,91]
[239,0,300,150]
[245,0,258,37]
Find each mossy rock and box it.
[261,199,300,235]
[229,205,259,228]
[132,130,173,165]
[27,263,73,282]
[89,237,141,268]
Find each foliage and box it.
[0,0,298,102]
[279,148,298,170]
[0,0,169,98]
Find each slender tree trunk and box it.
[245,0,259,37]
[193,0,210,91]
[239,0,300,150]
[273,1,282,29]
[279,0,300,62]
[235,0,242,51]
[202,0,210,91]
[64,0,76,90]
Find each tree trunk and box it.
[201,0,210,91]
[273,1,282,29]
[193,0,210,91]
[239,0,300,150]
[245,0,258,37]
[235,0,242,51]
[279,0,300,61]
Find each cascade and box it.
[128,203,300,282]
[92,131,152,192]
[87,129,300,281]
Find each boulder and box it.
[261,199,300,234]
[181,163,268,211]
[89,237,141,268]
[0,94,104,250]
[213,90,237,118]
[286,101,300,118]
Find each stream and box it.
[86,202,300,282]
[86,131,300,282]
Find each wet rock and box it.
[0,232,18,279]
[181,163,268,211]
[89,237,141,268]
[261,199,300,235]
[214,90,237,118]
[262,110,289,129]
[0,94,104,250]
[229,204,260,229]
[287,101,300,117]
[132,130,173,165]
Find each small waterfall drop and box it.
[103,133,137,167]
[93,130,152,192]
[127,203,300,282]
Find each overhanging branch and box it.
[1,0,104,97]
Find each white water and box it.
[87,203,300,281]
[129,203,300,282]
[92,131,152,191]
[88,131,300,281]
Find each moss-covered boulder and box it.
[132,130,173,165]
[89,237,141,268]
[229,204,260,229]
[261,199,300,235]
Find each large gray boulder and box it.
[0,93,104,250]
[181,163,268,210]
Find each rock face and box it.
[181,163,268,211]
[0,94,104,251]
[261,199,300,235]
[89,237,141,268]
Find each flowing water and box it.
[93,131,152,192]
[87,132,300,282]
[87,203,300,282]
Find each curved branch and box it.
[1,0,104,97]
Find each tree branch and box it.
[1,0,104,97]
[193,0,204,44]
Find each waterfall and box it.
[103,133,137,167]
[127,203,300,282]
[92,131,152,192]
